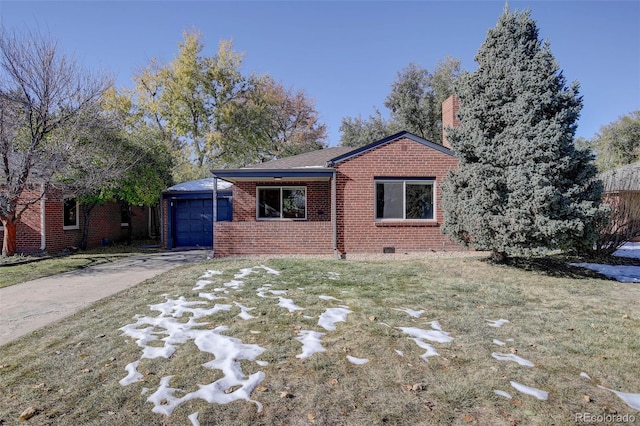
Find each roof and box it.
[211,131,454,183]
[164,178,233,194]
[248,147,354,169]
[600,162,640,193]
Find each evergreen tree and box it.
[441,7,605,261]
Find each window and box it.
[257,186,306,219]
[120,202,130,227]
[63,198,79,229]
[375,179,435,220]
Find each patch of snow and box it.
[250,330,260,334]
[327,272,340,280]
[597,386,640,410]
[278,297,304,312]
[199,292,226,301]
[303,315,314,320]
[224,279,245,290]
[392,307,425,318]
[188,412,199,426]
[234,302,256,320]
[141,387,149,395]
[486,319,510,328]
[614,242,640,259]
[318,307,352,331]
[493,339,506,346]
[494,390,512,399]
[397,326,453,344]
[395,350,404,356]
[258,265,280,275]
[347,355,369,365]
[201,270,223,279]
[492,352,534,367]
[409,337,440,360]
[319,295,341,301]
[510,381,548,401]
[570,263,640,283]
[119,361,143,386]
[256,360,269,366]
[193,280,212,290]
[580,372,591,380]
[296,330,326,358]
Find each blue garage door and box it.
[174,198,231,247]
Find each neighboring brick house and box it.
[0,186,147,254]
[211,130,460,258]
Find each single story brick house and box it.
[211,130,460,258]
[0,186,148,255]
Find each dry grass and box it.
[1,256,639,425]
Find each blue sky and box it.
[2,1,638,146]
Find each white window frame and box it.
[374,179,436,221]
[63,197,80,230]
[256,186,307,220]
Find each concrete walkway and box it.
[0,250,208,345]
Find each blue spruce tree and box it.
[441,7,605,261]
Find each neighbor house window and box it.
[120,202,130,227]
[63,197,79,229]
[257,186,306,219]
[375,179,435,220]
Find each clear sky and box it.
[2,1,638,146]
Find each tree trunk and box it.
[80,203,96,251]
[490,250,508,263]
[2,219,18,257]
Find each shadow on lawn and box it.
[484,253,640,280]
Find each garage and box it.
[162,178,232,249]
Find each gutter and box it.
[40,184,46,252]
[332,169,339,259]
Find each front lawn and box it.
[1,256,639,425]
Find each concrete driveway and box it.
[0,250,208,345]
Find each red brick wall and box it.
[213,180,332,256]
[335,137,460,255]
[0,187,147,254]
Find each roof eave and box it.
[212,168,335,183]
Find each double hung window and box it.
[63,197,79,229]
[257,186,306,219]
[375,179,435,220]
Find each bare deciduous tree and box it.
[0,28,112,256]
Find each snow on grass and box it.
[397,322,453,361]
[570,263,640,283]
[494,390,512,399]
[188,412,199,426]
[119,361,143,386]
[397,324,454,344]
[296,330,326,359]
[510,381,548,401]
[346,355,369,365]
[319,295,342,301]
[193,280,212,290]
[392,307,425,318]
[234,302,256,320]
[278,297,304,312]
[493,339,506,346]
[580,372,592,380]
[485,318,510,327]
[200,270,223,278]
[571,242,640,283]
[491,352,534,367]
[597,386,640,410]
[318,307,352,331]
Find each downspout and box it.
[212,176,218,259]
[331,168,339,259]
[40,183,46,252]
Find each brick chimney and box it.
[441,94,460,149]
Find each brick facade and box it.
[213,180,332,256]
[335,137,459,255]
[0,187,147,254]
[212,134,461,257]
